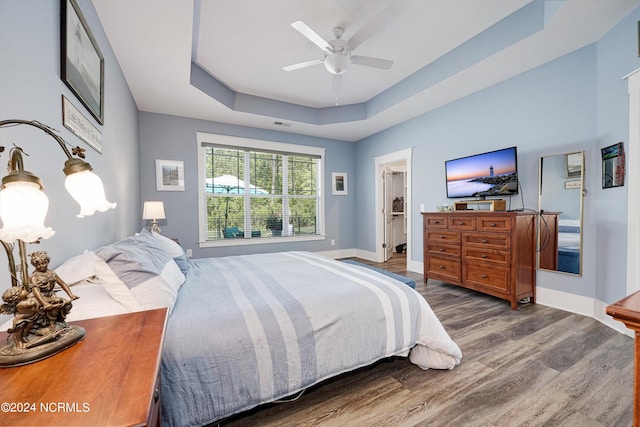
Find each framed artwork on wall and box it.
[332,172,348,195]
[61,0,104,124]
[61,95,102,154]
[156,160,185,191]
[601,142,625,189]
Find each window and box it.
[196,133,325,246]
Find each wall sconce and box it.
[0,119,116,367]
[142,201,166,234]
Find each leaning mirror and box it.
[538,151,584,275]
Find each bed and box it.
[1,230,462,426]
[557,219,581,274]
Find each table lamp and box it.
[143,201,166,234]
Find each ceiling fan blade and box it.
[351,55,393,70]
[283,58,324,72]
[346,13,386,51]
[291,21,331,52]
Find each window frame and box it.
[196,132,326,248]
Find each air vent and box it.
[273,121,292,127]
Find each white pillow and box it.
[54,251,97,285]
[0,281,129,332]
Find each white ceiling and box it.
[92,0,638,142]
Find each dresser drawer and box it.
[462,232,510,250]
[448,216,476,231]
[463,248,510,266]
[424,215,448,229]
[477,216,512,232]
[425,230,460,244]
[426,242,460,258]
[426,256,461,282]
[463,263,510,292]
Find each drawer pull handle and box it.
[440,235,446,239]
[439,248,445,252]
[482,274,488,279]
[458,221,465,225]
[439,265,445,270]
[482,254,488,259]
[490,223,497,227]
[482,239,488,243]
[154,389,160,403]
[434,221,440,224]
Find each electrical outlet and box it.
[186,249,193,257]
[330,239,335,246]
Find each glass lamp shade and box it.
[325,53,349,75]
[64,169,117,218]
[0,181,54,243]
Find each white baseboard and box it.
[536,287,633,337]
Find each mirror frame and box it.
[537,150,585,276]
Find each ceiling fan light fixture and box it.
[325,52,350,75]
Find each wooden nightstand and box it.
[0,308,167,426]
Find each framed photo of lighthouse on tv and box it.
[445,146,519,198]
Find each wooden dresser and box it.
[606,292,640,427]
[422,211,536,310]
[0,308,167,426]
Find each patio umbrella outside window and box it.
[206,175,268,232]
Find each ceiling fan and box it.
[283,20,394,76]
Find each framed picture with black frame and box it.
[602,142,625,189]
[61,0,104,124]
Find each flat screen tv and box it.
[445,146,518,199]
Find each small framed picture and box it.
[565,152,582,179]
[62,95,102,154]
[565,180,581,190]
[332,172,348,195]
[602,142,625,189]
[61,0,104,124]
[156,159,185,191]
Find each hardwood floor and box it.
[222,254,634,426]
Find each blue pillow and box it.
[150,230,190,275]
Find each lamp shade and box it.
[65,169,117,218]
[0,180,54,243]
[143,201,166,220]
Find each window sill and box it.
[198,234,325,248]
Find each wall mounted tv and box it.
[445,146,519,199]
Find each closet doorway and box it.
[374,148,413,267]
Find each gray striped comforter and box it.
[161,251,461,426]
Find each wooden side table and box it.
[606,292,640,427]
[0,308,167,426]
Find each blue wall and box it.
[354,8,640,303]
[0,0,140,276]
[138,112,356,258]
[595,9,640,303]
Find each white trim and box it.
[196,132,325,157]
[625,70,640,294]
[374,148,414,264]
[536,286,633,338]
[198,234,325,248]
